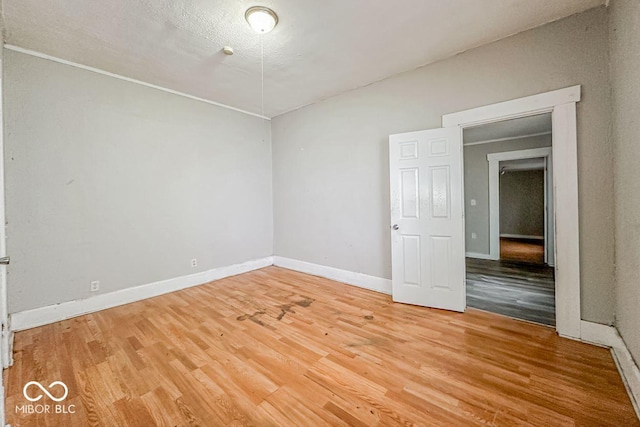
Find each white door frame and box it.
[442,85,581,339]
[487,147,553,264]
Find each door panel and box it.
[429,166,450,218]
[400,168,419,218]
[402,235,421,286]
[389,127,465,312]
[430,235,451,289]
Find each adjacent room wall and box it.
[4,50,273,313]
[499,170,545,239]
[609,0,640,362]
[0,17,6,421]
[272,7,614,324]
[463,135,551,255]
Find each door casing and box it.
[442,85,582,339]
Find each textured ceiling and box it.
[464,113,552,144]
[3,0,604,117]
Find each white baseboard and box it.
[9,256,273,332]
[499,234,544,240]
[580,321,640,419]
[273,256,391,295]
[612,340,640,419]
[465,252,495,260]
[579,320,621,348]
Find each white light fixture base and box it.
[245,6,278,33]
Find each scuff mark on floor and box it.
[237,296,316,324]
[277,297,315,320]
[277,304,295,320]
[236,310,266,326]
[294,297,314,308]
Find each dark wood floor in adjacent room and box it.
[466,257,556,326]
[5,267,638,426]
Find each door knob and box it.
[392,224,399,230]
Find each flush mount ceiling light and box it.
[245,6,278,33]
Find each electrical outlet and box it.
[471,232,477,239]
[191,259,197,268]
[90,281,100,292]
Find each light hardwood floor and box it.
[4,267,638,426]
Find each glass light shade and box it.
[245,7,278,33]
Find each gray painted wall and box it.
[272,7,614,324]
[499,170,545,238]
[4,50,273,313]
[463,135,551,254]
[610,0,640,362]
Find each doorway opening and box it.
[463,113,556,326]
[389,86,581,337]
[499,158,546,264]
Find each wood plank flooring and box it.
[500,238,545,264]
[466,258,556,326]
[5,266,638,426]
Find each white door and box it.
[389,127,465,312]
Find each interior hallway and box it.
[5,267,636,426]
